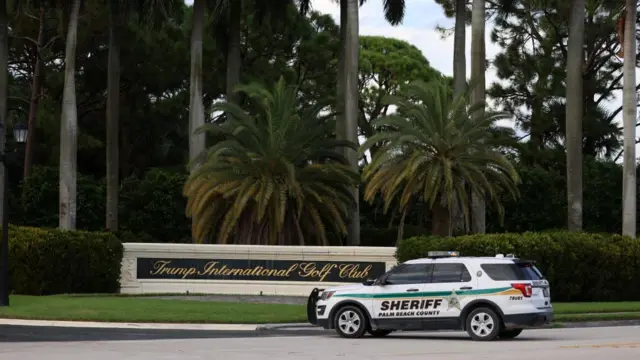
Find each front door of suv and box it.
[421,262,477,330]
[371,263,432,331]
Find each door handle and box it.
[406,288,419,292]
[459,286,473,290]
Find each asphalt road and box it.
[1,325,639,359]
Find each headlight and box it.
[320,291,335,300]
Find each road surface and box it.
[1,325,639,359]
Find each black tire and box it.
[465,307,501,341]
[333,306,368,338]
[368,329,392,337]
[499,328,523,339]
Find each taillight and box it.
[511,283,532,297]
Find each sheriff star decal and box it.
[447,289,461,311]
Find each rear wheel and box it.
[334,306,367,338]
[465,307,501,341]
[499,328,523,339]
[368,329,392,337]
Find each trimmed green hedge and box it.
[8,225,124,295]
[396,232,640,302]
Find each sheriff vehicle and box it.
[307,251,553,341]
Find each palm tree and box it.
[105,0,122,231]
[334,0,407,245]
[58,0,81,230]
[621,1,636,237]
[0,0,7,225]
[565,0,585,232]
[470,0,485,233]
[360,79,520,236]
[183,78,360,245]
[189,0,206,169]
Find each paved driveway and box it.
[1,325,639,359]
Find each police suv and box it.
[307,251,553,341]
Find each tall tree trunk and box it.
[344,0,360,246]
[189,0,205,166]
[0,0,7,227]
[106,0,121,231]
[565,0,584,232]
[336,0,346,146]
[432,199,451,237]
[23,6,45,179]
[450,0,467,236]
[622,1,636,238]
[453,0,466,95]
[226,0,242,104]
[58,0,81,230]
[470,0,486,234]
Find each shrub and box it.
[119,168,190,243]
[396,231,640,302]
[17,166,105,230]
[8,225,124,295]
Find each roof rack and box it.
[427,251,460,259]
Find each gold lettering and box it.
[199,261,219,276]
[339,264,372,279]
[147,259,374,282]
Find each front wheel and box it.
[334,306,367,338]
[465,307,501,341]
[499,328,523,339]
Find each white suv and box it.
[307,251,553,341]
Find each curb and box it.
[257,319,640,332]
[0,318,259,331]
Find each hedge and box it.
[8,225,124,295]
[396,231,640,302]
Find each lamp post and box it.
[0,121,28,307]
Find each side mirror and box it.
[363,278,376,286]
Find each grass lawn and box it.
[0,295,307,324]
[1,295,640,324]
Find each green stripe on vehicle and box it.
[333,287,512,299]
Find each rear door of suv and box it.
[478,260,551,310]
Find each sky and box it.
[183,0,632,154]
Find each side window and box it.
[431,263,472,283]
[385,264,431,285]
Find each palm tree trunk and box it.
[565,0,585,232]
[226,0,242,104]
[106,0,121,231]
[189,0,206,167]
[470,0,486,234]
[451,0,466,235]
[23,6,45,179]
[0,0,7,226]
[344,0,360,246]
[622,1,636,238]
[453,0,466,95]
[432,200,451,237]
[58,0,81,230]
[336,0,346,144]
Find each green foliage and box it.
[17,166,106,230]
[8,225,123,295]
[184,78,360,245]
[397,231,640,302]
[119,168,191,243]
[361,79,520,235]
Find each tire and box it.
[333,306,368,338]
[465,307,501,341]
[499,328,523,339]
[368,329,392,337]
